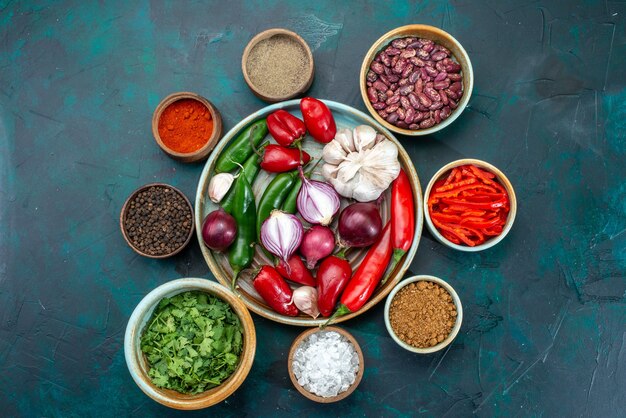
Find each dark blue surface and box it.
[1,1,625,416]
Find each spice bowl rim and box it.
[359,24,474,136]
[241,28,315,103]
[287,326,365,403]
[423,158,517,252]
[151,91,223,163]
[124,278,256,410]
[120,182,195,259]
[384,275,463,354]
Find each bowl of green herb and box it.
[124,278,256,410]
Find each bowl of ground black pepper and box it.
[242,28,314,102]
[152,92,222,163]
[384,275,463,354]
[120,183,195,258]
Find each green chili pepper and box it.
[228,173,256,289]
[221,141,268,214]
[281,177,302,214]
[256,171,299,239]
[215,119,268,173]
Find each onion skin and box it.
[201,208,237,252]
[299,226,336,269]
[338,202,382,247]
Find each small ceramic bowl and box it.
[384,275,463,354]
[242,28,314,103]
[423,159,517,251]
[120,183,195,258]
[360,24,473,136]
[124,278,256,410]
[287,326,364,403]
[152,92,223,163]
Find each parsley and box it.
[140,291,244,394]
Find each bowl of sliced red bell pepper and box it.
[424,159,517,251]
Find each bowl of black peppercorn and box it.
[120,183,195,258]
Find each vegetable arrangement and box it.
[427,164,510,246]
[140,291,243,394]
[201,97,415,320]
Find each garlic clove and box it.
[353,125,377,152]
[352,175,385,202]
[322,140,346,165]
[208,173,235,203]
[334,128,355,153]
[291,286,320,318]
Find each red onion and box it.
[338,202,382,247]
[260,210,303,266]
[201,208,237,252]
[297,166,340,226]
[299,225,335,269]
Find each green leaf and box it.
[139,291,243,394]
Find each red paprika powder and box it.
[158,99,213,153]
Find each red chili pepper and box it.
[300,97,336,144]
[380,169,414,285]
[328,222,393,320]
[316,255,352,317]
[252,265,299,316]
[260,144,311,173]
[267,109,306,147]
[275,255,316,287]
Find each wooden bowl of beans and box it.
[360,25,474,136]
[152,92,223,163]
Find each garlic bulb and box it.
[208,173,235,203]
[322,125,401,202]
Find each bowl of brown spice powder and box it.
[242,28,314,102]
[384,275,463,354]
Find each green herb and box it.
[140,291,244,394]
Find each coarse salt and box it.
[292,331,359,398]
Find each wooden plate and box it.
[195,99,423,326]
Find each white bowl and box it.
[124,278,256,410]
[423,158,517,252]
[384,275,463,354]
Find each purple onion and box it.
[338,202,382,247]
[201,208,237,252]
[297,167,340,226]
[260,210,303,266]
[299,225,336,269]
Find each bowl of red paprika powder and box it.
[152,92,223,163]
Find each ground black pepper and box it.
[124,186,192,256]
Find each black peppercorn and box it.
[124,185,192,256]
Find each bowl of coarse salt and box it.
[287,327,364,403]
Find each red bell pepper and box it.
[267,110,306,147]
[260,144,311,173]
[300,97,336,144]
[275,255,316,287]
[316,255,352,317]
[252,265,299,316]
[328,222,393,320]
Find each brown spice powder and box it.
[389,281,457,348]
[246,34,309,97]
